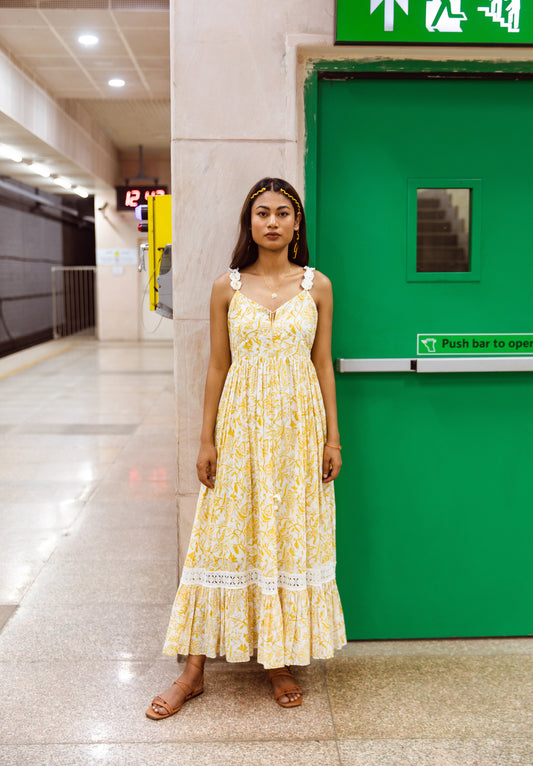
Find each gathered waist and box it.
[231,353,312,365]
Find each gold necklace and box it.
[258,269,294,299]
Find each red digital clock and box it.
[116,185,168,211]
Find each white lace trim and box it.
[302,265,315,291]
[229,267,241,290]
[180,563,337,594]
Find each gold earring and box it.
[292,230,299,260]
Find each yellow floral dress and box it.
[163,265,346,669]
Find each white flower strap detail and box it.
[301,265,315,291]
[229,267,241,291]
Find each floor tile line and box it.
[0,605,18,634]
[322,660,343,764]
[0,657,283,664]
[335,736,533,743]
[0,737,342,747]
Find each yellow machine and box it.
[137,194,172,315]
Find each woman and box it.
[146,177,346,718]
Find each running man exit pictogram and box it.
[426,0,467,31]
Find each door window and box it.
[407,179,481,282]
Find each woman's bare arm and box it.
[310,272,342,483]
[196,275,233,488]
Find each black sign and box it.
[116,186,168,211]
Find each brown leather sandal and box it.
[268,666,302,708]
[145,659,204,720]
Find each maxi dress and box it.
[163,265,346,669]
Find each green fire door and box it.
[313,75,533,640]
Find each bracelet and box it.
[325,442,342,450]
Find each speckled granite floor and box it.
[0,340,532,766]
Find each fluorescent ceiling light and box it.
[78,33,98,46]
[74,187,89,198]
[52,176,72,189]
[30,162,51,178]
[0,143,23,162]
[108,78,125,87]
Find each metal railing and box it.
[51,266,97,339]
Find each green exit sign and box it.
[336,0,532,45]
[417,333,533,355]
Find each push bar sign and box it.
[336,0,532,45]
[417,333,533,355]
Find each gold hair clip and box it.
[250,187,267,201]
[279,188,301,211]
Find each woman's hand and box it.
[197,442,218,489]
[322,444,342,483]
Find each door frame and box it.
[306,58,533,639]
[304,58,533,264]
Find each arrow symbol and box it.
[370,0,409,31]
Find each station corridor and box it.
[0,340,532,766]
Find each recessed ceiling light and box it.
[74,187,89,198]
[108,78,125,88]
[78,34,98,46]
[30,162,51,178]
[0,143,23,162]
[52,176,72,190]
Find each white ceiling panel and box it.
[0,26,60,54]
[55,87,102,98]
[75,55,133,68]
[135,55,167,66]
[141,70,169,88]
[111,9,168,28]
[22,54,73,66]
[51,34,126,59]
[79,97,170,149]
[32,66,97,90]
[91,67,139,81]
[121,26,169,55]
[40,8,118,28]
[0,1,171,178]
[74,34,130,56]
[0,9,47,27]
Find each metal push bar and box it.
[335,357,533,373]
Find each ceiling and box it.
[0,0,170,194]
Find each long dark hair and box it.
[230,177,309,269]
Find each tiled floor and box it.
[1,339,532,766]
